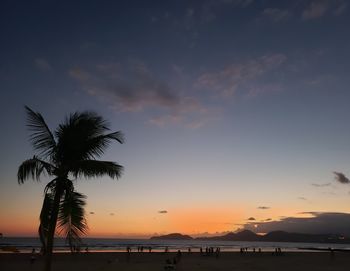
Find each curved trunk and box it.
[44,183,63,271]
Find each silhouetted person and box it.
[330,247,335,260]
[215,247,220,259]
[200,247,203,254]
[126,246,131,262]
[30,248,36,264]
[177,250,182,262]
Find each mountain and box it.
[150,233,193,240]
[197,230,259,241]
[196,230,350,243]
[150,230,350,243]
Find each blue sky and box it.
[1,0,350,237]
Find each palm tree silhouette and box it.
[18,106,124,271]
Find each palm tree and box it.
[18,106,124,271]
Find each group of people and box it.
[200,246,221,258]
[240,247,262,253]
[164,250,182,270]
[273,247,283,255]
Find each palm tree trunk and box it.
[44,185,63,271]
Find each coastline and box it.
[1,251,350,271]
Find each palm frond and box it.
[38,190,54,254]
[25,106,56,158]
[57,188,88,251]
[17,156,55,184]
[82,131,124,159]
[71,160,123,179]
[54,111,124,163]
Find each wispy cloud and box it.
[333,1,348,15]
[70,61,179,112]
[257,206,270,210]
[34,58,52,71]
[311,182,331,187]
[298,197,308,201]
[69,61,210,128]
[302,1,329,20]
[196,54,286,97]
[158,210,168,214]
[302,0,347,20]
[333,171,350,184]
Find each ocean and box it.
[1,237,350,253]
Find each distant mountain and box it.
[196,230,350,244]
[150,233,193,240]
[150,230,350,243]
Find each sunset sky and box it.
[1,0,350,238]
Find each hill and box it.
[150,233,193,240]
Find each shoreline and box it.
[2,251,350,271]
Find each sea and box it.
[1,237,350,253]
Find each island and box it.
[150,233,193,240]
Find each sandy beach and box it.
[1,251,350,271]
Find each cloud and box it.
[334,1,348,15]
[158,210,168,214]
[302,1,329,19]
[244,212,350,235]
[110,213,115,216]
[34,58,52,71]
[262,8,291,22]
[257,206,270,210]
[247,217,255,221]
[196,54,286,97]
[298,197,307,201]
[69,61,210,128]
[333,171,350,184]
[89,212,95,215]
[302,0,347,20]
[70,62,179,112]
[311,182,331,187]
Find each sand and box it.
[1,251,350,271]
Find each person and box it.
[30,248,36,264]
[176,250,182,262]
[215,247,220,259]
[85,246,89,253]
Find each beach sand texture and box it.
[1,252,350,271]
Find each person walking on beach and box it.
[30,248,36,264]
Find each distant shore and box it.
[1,251,350,271]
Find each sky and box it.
[1,0,350,238]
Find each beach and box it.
[1,251,350,271]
